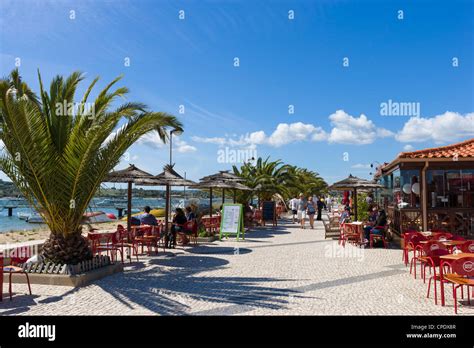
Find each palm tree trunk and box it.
[42,232,92,265]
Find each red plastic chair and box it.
[450,235,466,241]
[3,246,33,300]
[253,210,262,226]
[88,230,124,263]
[420,242,450,305]
[459,240,474,253]
[443,257,474,314]
[432,232,453,241]
[132,225,155,255]
[343,224,362,247]
[408,234,428,278]
[114,225,140,262]
[402,231,420,266]
[176,220,198,246]
[415,241,449,282]
[369,225,388,249]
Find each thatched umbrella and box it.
[200,170,246,204]
[328,174,383,220]
[135,164,196,232]
[104,164,154,232]
[191,179,251,218]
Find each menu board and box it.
[219,204,245,240]
[262,201,277,226]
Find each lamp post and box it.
[170,129,177,166]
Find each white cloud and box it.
[403,144,415,151]
[174,137,197,153]
[138,133,196,153]
[396,111,474,143]
[189,109,474,150]
[191,136,226,145]
[351,163,371,169]
[267,122,317,147]
[327,110,394,145]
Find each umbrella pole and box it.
[354,188,358,221]
[222,188,225,205]
[165,184,170,233]
[127,181,132,232]
[233,189,236,203]
[210,187,213,218]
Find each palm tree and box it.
[233,157,328,203]
[0,69,182,264]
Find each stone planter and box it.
[4,262,123,287]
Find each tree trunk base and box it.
[42,233,92,265]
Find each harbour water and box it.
[0,197,199,233]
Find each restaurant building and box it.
[375,138,474,238]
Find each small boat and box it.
[17,212,30,220]
[26,213,44,223]
[83,211,115,224]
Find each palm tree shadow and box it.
[94,254,301,315]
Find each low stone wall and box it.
[4,262,123,287]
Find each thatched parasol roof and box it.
[135,164,196,187]
[328,174,383,191]
[104,164,154,183]
[191,179,251,190]
[200,170,244,183]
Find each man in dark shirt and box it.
[139,206,157,226]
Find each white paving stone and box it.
[1,215,473,316]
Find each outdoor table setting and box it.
[438,252,474,307]
[419,239,467,253]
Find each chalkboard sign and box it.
[262,201,277,226]
[219,204,245,241]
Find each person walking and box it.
[306,196,317,229]
[316,197,324,221]
[297,193,307,229]
[289,196,299,223]
[326,196,332,212]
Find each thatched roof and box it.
[328,174,383,191]
[104,164,154,183]
[135,164,196,186]
[191,179,251,190]
[200,170,244,182]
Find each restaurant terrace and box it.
[375,138,474,240]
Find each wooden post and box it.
[354,188,358,221]
[222,188,225,205]
[165,184,170,233]
[209,187,213,218]
[421,161,429,231]
[127,181,132,232]
[233,189,237,203]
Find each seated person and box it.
[169,208,188,248]
[339,206,351,224]
[243,202,253,227]
[185,206,196,221]
[138,206,157,226]
[363,207,379,235]
[364,209,387,241]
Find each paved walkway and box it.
[1,216,473,315]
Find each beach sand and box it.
[0,221,120,245]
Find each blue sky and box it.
[1,0,473,185]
